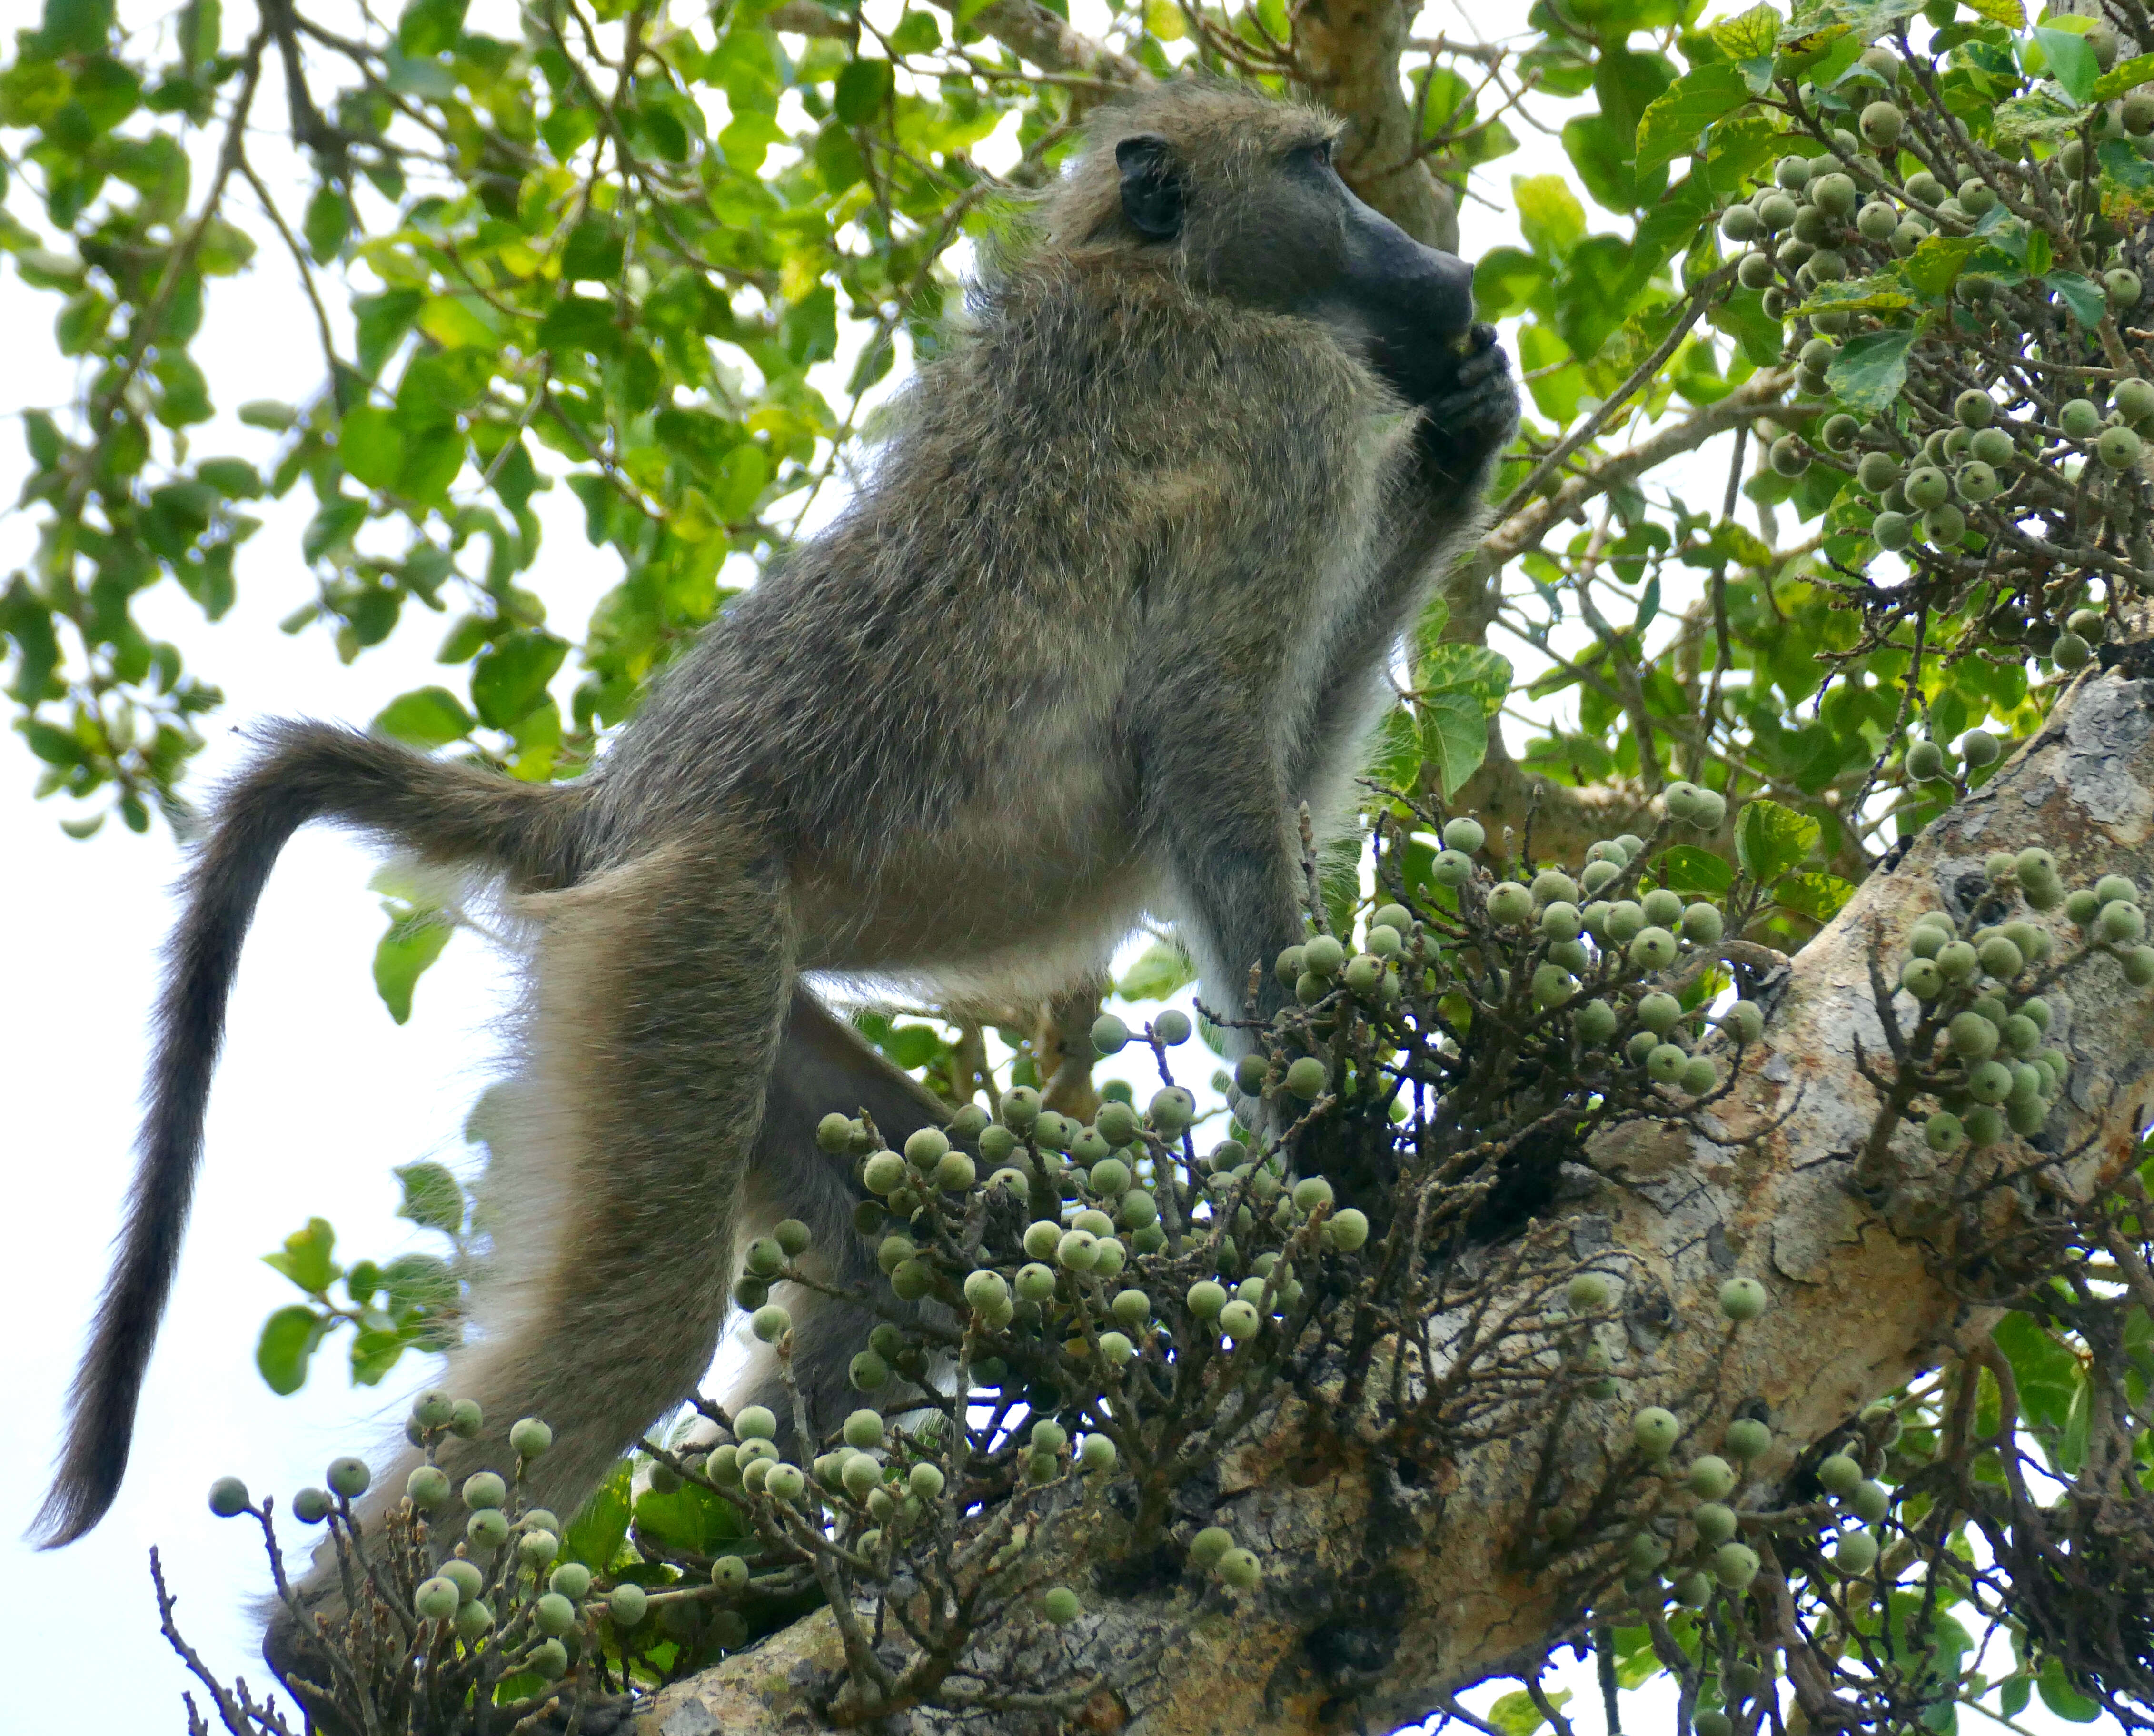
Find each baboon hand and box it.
[1423,325,1519,469]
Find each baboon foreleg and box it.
[730,986,949,1450]
[1137,711,1305,1054]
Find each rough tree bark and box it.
[631,659,2154,1735]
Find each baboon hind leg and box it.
[733,986,951,1444]
[267,833,794,1695]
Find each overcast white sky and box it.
[0,1,2107,1731]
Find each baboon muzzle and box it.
[1332,206,1479,406]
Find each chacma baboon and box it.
[36,76,1515,1617]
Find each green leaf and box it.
[2093,52,2154,101]
[537,296,617,357]
[1734,797,1819,884]
[1700,112,1784,195]
[2098,139,2154,193]
[633,1479,750,1555]
[712,442,768,521]
[1900,234,1984,299]
[383,47,457,98]
[1774,18,1848,66]
[1419,643,1513,716]
[23,410,62,467]
[1118,938,1196,1002]
[1823,325,1917,415]
[264,1216,340,1294]
[1965,0,2023,21]
[1564,111,1655,213]
[196,217,256,276]
[355,288,424,377]
[2032,27,2099,106]
[1595,46,1675,148]
[256,1304,326,1395]
[470,629,568,729]
[338,406,402,491]
[2000,1676,2031,1719]
[1776,870,1854,922]
[1634,65,1753,174]
[397,426,466,503]
[1419,692,1488,799]
[1708,4,1781,61]
[834,57,893,125]
[179,0,220,67]
[1793,273,1912,319]
[1711,287,1787,368]
[1654,845,1733,898]
[1629,175,1717,284]
[197,457,262,498]
[1550,234,1634,363]
[1473,246,1545,321]
[1370,704,1421,794]
[1611,1623,1661,1688]
[373,910,452,1023]
[303,186,351,264]
[380,1250,457,1313]
[1513,174,1586,262]
[563,1461,634,1569]
[561,219,624,281]
[1991,88,2088,145]
[2037,1659,2103,1723]
[853,1012,949,1071]
[39,0,115,55]
[1487,1688,1569,1736]
[349,1326,411,1385]
[397,0,467,57]
[374,685,474,749]
[890,9,941,51]
[23,720,87,766]
[2046,271,2107,328]
[1993,1311,2080,1432]
[719,108,784,171]
[71,54,138,130]
[0,60,72,128]
[415,293,494,350]
[782,284,838,364]
[395,1160,467,1235]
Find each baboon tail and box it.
[32,721,588,1548]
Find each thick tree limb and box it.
[1293,0,1460,249]
[637,657,2154,1735]
[924,0,1151,87]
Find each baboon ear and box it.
[1115,135,1184,240]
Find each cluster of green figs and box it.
[1557,1266,1903,1734]
[1715,40,2154,627]
[1265,809,1758,1103]
[1896,851,2154,1152]
[210,1397,632,1683]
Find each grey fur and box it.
[37,81,1514,1698]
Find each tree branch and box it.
[1293,0,1460,250]
[924,0,1150,86]
[645,624,2154,1736]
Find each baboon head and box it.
[1045,83,1481,410]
